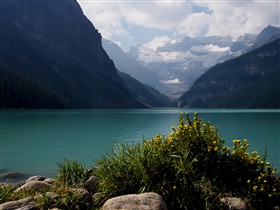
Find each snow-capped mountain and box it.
[125,25,280,99]
[126,35,236,98]
[102,38,158,88]
[230,33,256,52]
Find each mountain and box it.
[126,36,235,98]
[230,33,256,52]
[177,38,280,108]
[118,72,170,107]
[0,69,68,109]
[249,25,280,51]
[102,39,170,107]
[126,26,280,99]
[0,0,143,108]
[102,39,159,88]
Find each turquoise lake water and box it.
[0,109,279,180]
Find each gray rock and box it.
[0,197,38,210]
[16,205,39,210]
[71,188,91,202]
[25,175,45,183]
[102,192,168,210]
[220,197,248,210]
[45,191,59,199]
[15,181,52,193]
[44,178,56,185]
[0,182,20,190]
[84,175,99,192]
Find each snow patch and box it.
[161,78,181,84]
[205,44,230,52]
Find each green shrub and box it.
[37,190,93,210]
[56,159,87,188]
[94,113,280,209]
[0,184,13,204]
[0,184,37,204]
[38,159,95,210]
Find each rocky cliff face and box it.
[0,0,141,108]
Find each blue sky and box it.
[77,0,280,51]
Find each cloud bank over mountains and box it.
[78,0,279,50]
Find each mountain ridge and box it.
[0,0,168,108]
[125,25,280,98]
[177,38,280,108]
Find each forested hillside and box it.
[178,38,280,108]
[0,69,68,109]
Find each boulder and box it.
[220,197,248,210]
[15,181,52,193]
[84,175,99,192]
[102,192,168,210]
[71,188,92,202]
[0,197,38,210]
[25,175,45,183]
[15,205,39,210]
[45,191,59,200]
[44,178,56,185]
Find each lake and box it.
[0,109,279,181]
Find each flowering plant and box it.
[95,113,280,209]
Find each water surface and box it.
[0,109,279,180]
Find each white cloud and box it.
[196,1,280,38]
[178,12,212,37]
[78,1,192,38]
[143,36,172,51]
[77,0,280,49]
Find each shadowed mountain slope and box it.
[178,38,280,108]
[0,0,143,108]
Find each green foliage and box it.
[0,184,36,204]
[38,159,96,209]
[56,159,87,188]
[37,190,93,210]
[94,113,280,209]
[0,184,13,204]
[179,38,280,108]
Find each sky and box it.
[77,0,280,51]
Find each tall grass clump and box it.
[94,113,280,209]
[37,159,94,209]
[56,159,87,187]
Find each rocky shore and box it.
[0,174,249,210]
